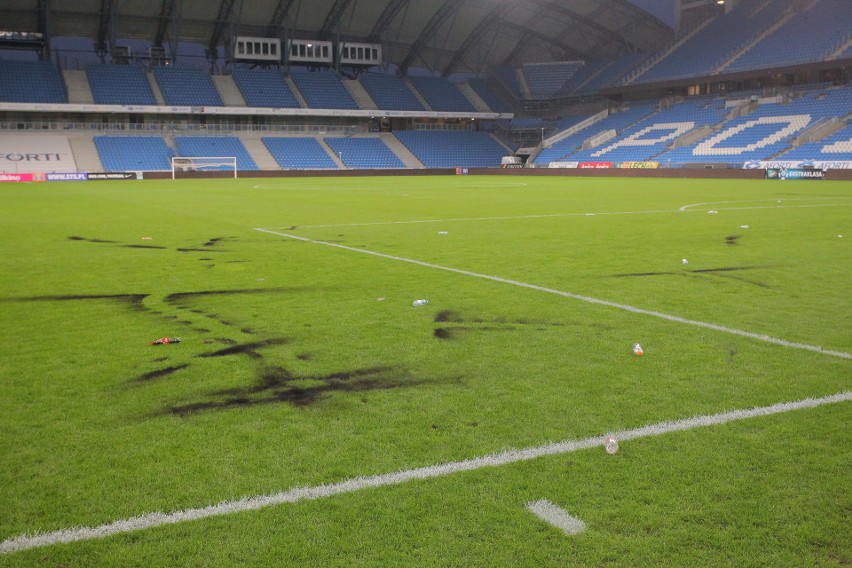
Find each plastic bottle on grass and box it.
[412,299,429,307]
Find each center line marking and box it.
[254,228,851,360]
[1,392,849,554]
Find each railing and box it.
[0,121,368,135]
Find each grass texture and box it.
[0,175,849,566]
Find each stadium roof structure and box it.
[0,0,674,74]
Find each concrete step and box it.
[457,82,491,113]
[212,75,246,107]
[378,133,424,168]
[240,137,281,171]
[68,135,103,172]
[405,78,432,111]
[342,78,378,110]
[147,72,165,105]
[62,70,94,104]
[285,76,308,108]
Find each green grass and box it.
[0,175,849,566]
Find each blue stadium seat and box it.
[94,136,173,171]
[467,79,512,112]
[173,137,257,170]
[232,68,300,108]
[324,138,404,169]
[358,74,424,111]
[522,62,583,99]
[394,131,507,168]
[262,137,338,169]
[290,71,358,109]
[87,65,157,105]
[0,60,67,103]
[153,67,223,106]
[408,77,476,113]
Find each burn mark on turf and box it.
[198,338,288,359]
[123,244,168,250]
[725,235,740,246]
[132,364,190,383]
[67,236,118,243]
[165,365,441,415]
[2,293,149,311]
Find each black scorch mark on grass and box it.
[132,364,190,383]
[165,366,445,415]
[197,338,288,359]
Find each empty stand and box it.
[87,65,157,105]
[522,62,583,99]
[153,67,223,106]
[0,60,67,103]
[358,74,424,111]
[232,68,300,108]
[394,131,507,168]
[467,79,512,112]
[408,77,476,113]
[324,137,405,169]
[94,136,173,171]
[290,71,358,109]
[173,137,257,170]
[262,137,338,169]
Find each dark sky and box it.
[627,0,676,28]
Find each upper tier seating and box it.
[94,136,173,171]
[262,137,338,169]
[522,62,583,99]
[637,0,788,84]
[570,54,647,95]
[725,0,852,73]
[232,68,300,108]
[358,74,424,111]
[290,71,358,110]
[0,60,67,103]
[394,131,506,168]
[87,65,157,105]
[408,77,476,113]
[153,67,223,106]
[491,65,523,99]
[467,79,512,112]
[173,137,257,170]
[324,137,404,169]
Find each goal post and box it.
[171,156,238,179]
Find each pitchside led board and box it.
[765,168,825,180]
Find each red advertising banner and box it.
[0,173,34,182]
[578,162,613,169]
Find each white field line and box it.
[254,228,852,360]
[526,500,587,535]
[2,391,849,554]
[677,196,848,211]
[269,198,851,229]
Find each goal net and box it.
[171,156,238,179]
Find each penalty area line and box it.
[1,391,850,554]
[254,228,852,360]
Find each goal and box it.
[171,156,238,179]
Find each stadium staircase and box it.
[317,138,347,168]
[239,136,280,170]
[285,76,308,108]
[146,72,166,105]
[62,70,94,104]
[828,37,852,60]
[456,83,492,113]
[341,78,378,110]
[516,69,532,99]
[620,18,714,85]
[68,134,103,172]
[380,133,424,168]
[405,79,433,111]
[713,4,802,74]
[212,75,246,106]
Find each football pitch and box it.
[0,175,849,566]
